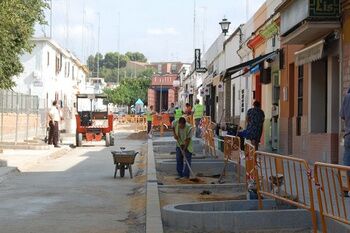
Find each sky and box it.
[35,0,265,63]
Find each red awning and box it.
[247,35,265,49]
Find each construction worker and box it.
[146,105,155,134]
[173,117,193,179]
[193,99,205,138]
[174,106,183,121]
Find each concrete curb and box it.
[0,167,20,183]
[146,139,164,233]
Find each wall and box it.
[0,113,41,142]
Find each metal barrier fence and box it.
[244,142,256,185]
[201,117,217,157]
[0,90,44,143]
[314,162,350,232]
[114,115,147,132]
[254,151,317,232]
[222,135,241,182]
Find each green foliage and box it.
[104,77,151,106]
[103,52,128,69]
[0,0,47,89]
[125,51,147,62]
[86,51,154,83]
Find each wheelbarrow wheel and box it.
[120,165,125,177]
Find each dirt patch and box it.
[158,174,224,185]
[159,190,246,208]
[119,186,146,233]
[126,131,148,140]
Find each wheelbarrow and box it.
[111,148,139,178]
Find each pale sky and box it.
[36,0,265,63]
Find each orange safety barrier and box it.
[223,135,241,182]
[114,115,147,132]
[161,113,172,128]
[185,115,194,126]
[314,162,350,232]
[254,151,317,233]
[244,142,256,185]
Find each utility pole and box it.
[117,12,121,83]
[193,0,196,52]
[50,0,53,38]
[65,0,69,48]
[246,0,249,21]
[96,13,101,78]
[81,1,86,62]
[201,6,207,53]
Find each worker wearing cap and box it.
[173,117,193,179]
[193,99,205,138]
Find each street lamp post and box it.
[218,17,231,123]
[219,18,231,36]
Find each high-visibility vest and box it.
[175,122,193,153]
[193,104,204,119]
[147,110,152,122]
[175,109,182,120]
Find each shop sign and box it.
[195,49,201,70]
[309,0,340,18]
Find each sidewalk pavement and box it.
[0,145,72,172]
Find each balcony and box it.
[279,0,340,45]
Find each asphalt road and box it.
[0,133,147,233]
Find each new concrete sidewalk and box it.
[0,146,72,172]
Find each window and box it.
[157,64,162,74]
[72,66,75,80]
[296,65,303,136]
[171,64,177,73]
[47,52,50,66]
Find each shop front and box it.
[278,0,341,163]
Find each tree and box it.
[104,77,151,106]
[125,52,147,63]
[103,52,129,69]
[87,55,96,74]
[0,0,47,89]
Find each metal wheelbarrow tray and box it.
[111,150,138,178]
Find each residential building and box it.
[277,0,341,163]
[13,37,88,133]
[147,62,186,112]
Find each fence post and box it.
[1,90,4,142]
[26,95,29,141]
[15,94,19,145]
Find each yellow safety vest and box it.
[147,111,152,122]
[175,122,193,153]
[193,104,204,119]
[175,109,182,120]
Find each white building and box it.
[13,37,89,133]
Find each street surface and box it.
[0,132,147,233]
